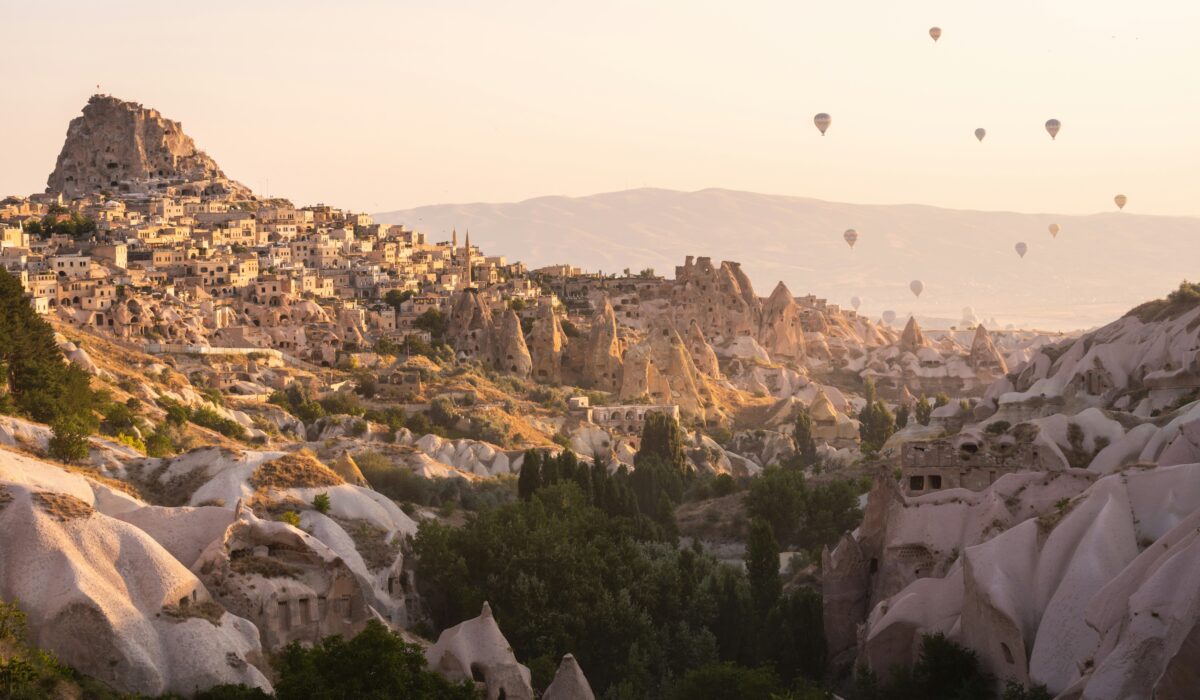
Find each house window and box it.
[928,475,942,489]
[909,475,925,491]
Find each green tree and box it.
[746,519,781,620]
[383,289,414,313]
[793,406,818,468]
[915,395,933,426]
[743,467,808,546]
[413,483,741,697]
[765,587,827,684]
[517,449,543,501]
[666,663,783,700]
[414,309,448,341]
[49,415,91,463]
[744,467,861,555]
[274,620,477,700]
[0,268,97,428]
[857,390,897,454]
[430,396,459,429]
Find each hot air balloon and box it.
[1114,194,1127,210]
[814,113,831,136]
[975,128,986,142]
[910,280,924,298]
[929,27,942,42]
[844,228,859,248]
[1015,242,1028,258]
[1045,119,1061,140]
[1048,223,1061,237]
[882,310,897,325]
[851,296,861,311]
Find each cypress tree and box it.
[517,449,543,501]
[793,406,817,468]
[746,518,782,621]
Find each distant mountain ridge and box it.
[376,188,1200,331]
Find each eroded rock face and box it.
[822,470,1098,670]
[969,325,1008,374]
[899,316,928,354]
[447,290,495,362]
[685,319,722,378]
[193,506,373,652]
[759,282,808,362]
[835,463,1200,699]
[529,303,565,384]
[494,309,533,379]
[620,325,721,422]
[426,602,534,700]
[581,298,624,392]
[0,451,270,696]
[670,257,761,341]
[47,95,246,199]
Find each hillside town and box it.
[3,96,1037,449]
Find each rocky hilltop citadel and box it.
[0,95,1197,699]
[46,94,249,200]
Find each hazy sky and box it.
[4,0,1199,216]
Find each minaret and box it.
[464,229,472,288]
[451,228,458,258]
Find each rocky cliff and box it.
[47,94,248,199]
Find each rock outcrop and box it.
[47,95,248,199]
[543,653,596,700]
[898,316,928,354]
[581,298,624,392]
[670,256,761,341]
[0,450,270,696]
[968,325,1008,374]
[685,319,722,378]
[620,325,722,422]
[529,303,565,384]
[193,505,374,651]
[759,282,808,362]
[446,290,495,362]
[829,461,1200,699]
[493,309,533,378]
[426,602,535,700]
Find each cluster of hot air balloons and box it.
[819,25,1134,320]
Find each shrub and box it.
[115,433,146,453]
[277,511,302,527]
[49,417,91,463]
[312,492,332,515]
[985,420,1011,435]
[318,391,365,417]
[712,473,737,497]
[430,396,459,428]
[190,407,248,441]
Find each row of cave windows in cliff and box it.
[274,595,356,631]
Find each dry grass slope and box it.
[161,599,226,626]
[230,552,301,580]
[250,450,345,490]
[32,491,94,521]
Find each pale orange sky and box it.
[3,0,1199,216]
